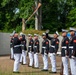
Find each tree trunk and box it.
[35,0,39,30]
[38,0,42,30]
[22,18,26,32]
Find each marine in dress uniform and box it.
[10,34,14,59]
[46,30,59,73]
[28,34,34,67]
[69,27,76,75]
[61,29,69,75]
[13,33,22,73]
[41,33,49,71]
[20,32,27,65]
[33,34,40,68]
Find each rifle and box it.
[32,55,34,68]
[28,55,30,66]
[28,46,31,66]
[69,68,72,75]
[60,61,72,75]
[60,62,63,75]
[25,3,41,23]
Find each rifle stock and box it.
[32,56,34,68]
[25,3,41,23]
[60,62,63,75]
[28,54,29,66]
[69,68,72,75]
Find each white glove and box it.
[53,53,56,56]
[36,53,38,55]
[71,56,75,59]
[65,55,68,58]
[48,53,50,57]
[30,51,32,53]
[46,29,49,33]
[44,53,47,55]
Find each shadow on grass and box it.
[20,71,47,74]
[19,71,60,75]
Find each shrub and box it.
[22,29,45,36]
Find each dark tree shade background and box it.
[0,0,76,33]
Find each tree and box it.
[18,0,34,31]
[0,0,76,32]
[42,0,60,32]
[66,0,76,27]
[42,0,76,32]
[38,0,42,30]
[34,0,42,30]
[0,0,34,32]
[0,0,21,32]
[35,0,39,30]
[67,8,76,27]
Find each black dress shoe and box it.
[32,66,34,68]
[41,69,48,71]
[33,67,39,69]
[22,63,27,65]
[11,58,14,60]
[13,71,20,73]
[53,72,57,73]
[20,62,22,64]
[49,71,57,73]
[28,65,32,67]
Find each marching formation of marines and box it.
[10,27,76,75]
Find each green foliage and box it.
[26,25,34,30]
[42,0,76,32]
[19,0,34,19]
[0,0,76,33]
[15,25,22,33]
[0,0,34,32]
[67,8,76,27]
[0,0,21,32]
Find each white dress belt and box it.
[34,46,37,48]
[42,47,46,49]
[28,46,31,47]
[14,45,21,47]
[50,45,55,48]
[62,46,67,49]
[69,46,73,48]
